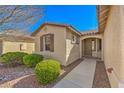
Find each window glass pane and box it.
[45,44,50,50]
[45,34,51,51]
[46,35,50,44]
[92,40,95,50]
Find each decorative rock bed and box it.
[0,65,34,84]
[92,61,111,88]
[0,76,6,81]
[0,59,83,88]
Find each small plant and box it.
[0,52,28,67]
[35,59,60,85]
[23,54,43,67]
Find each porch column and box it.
[80,38,82,58]
[96,38,98,58]
[80,39,84,58]
[83,40,84,56]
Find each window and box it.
[40,34,54,52]
[20,44,27,51]
[45,35,51,51]
[92,40,95,51]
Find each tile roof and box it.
[81,30,99,36]
[0,34,34,43]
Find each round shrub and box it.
[0,52,28,67]
[23,54,43,67]
[35,59,60,85]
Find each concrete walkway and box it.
[53,58,96,88]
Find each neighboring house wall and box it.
[2,41,35,54]
[103,6,124,87]
[0,41,3,55]
[34,25,67,65]
[65,28,80,65]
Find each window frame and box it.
[19,44,27,51]
[41,34,54,52]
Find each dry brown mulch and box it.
[92,61,111,88]
[0,58,83,88]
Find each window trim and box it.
[44,34,51,51]
[41,34,54,52]
[19,44,27,51]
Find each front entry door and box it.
[84,39,92,57]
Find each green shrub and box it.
[23,54,43,67]
[35,59,60,85]
[0,52,28,67]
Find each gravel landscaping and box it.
[92,61,111,88]
[0,58,83,88]
[0,58,111,88]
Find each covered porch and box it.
[80,31,103,59]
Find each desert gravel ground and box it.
[0,59,111,88]
[92,61,111,88]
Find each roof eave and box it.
[31,22,81,36]
[97,5,111,33]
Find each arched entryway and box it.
[82,38,102,58]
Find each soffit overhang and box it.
[97,5,111,33]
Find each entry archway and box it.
[82,38,102,58]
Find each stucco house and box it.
[0,34,35,54]
[31,22,102,66]
[31,5,124,88]
[31,22,81,66]
[97,5,124,88]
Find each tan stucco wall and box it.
[103,6,124,87]
[120,5,124,87]
[2,41,35,54]
[34,25,67,65]
[0,41,3,55]
[65,29,80,65]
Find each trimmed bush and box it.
[0,52,28,67]
[23,54,43,67]
[35,59,60,85]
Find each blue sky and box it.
[30,5,98,32]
